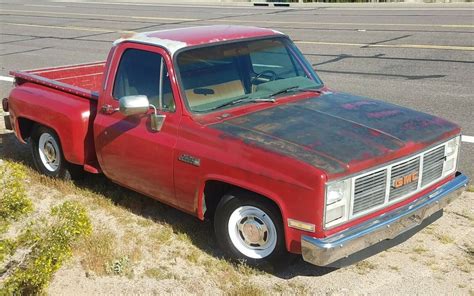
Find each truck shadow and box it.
[0,132,335,279]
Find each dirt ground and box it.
[1,110,473,295]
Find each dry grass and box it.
[143,267,175,280]
[149,226,173,245]
[467,185,474,193]
[434,233,454,244]
[186,248,201,264]
[388,265,400,272]
[74,227,116,276]
[412,246,429,254]
[136,218,154,228]
[464,243,474,258]
[176,231,192,244]
[225,281,266,296]
[122,229,144,262]
[456,210,474,222]
[456,258,472,273]
[353,260,377,275]
[287,281,309,295]
[73,226,142,277]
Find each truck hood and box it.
[211,92,459,176]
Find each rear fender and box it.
[8,84,96,165]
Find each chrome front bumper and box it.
[302,173,469,266]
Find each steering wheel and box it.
[251,70,278,84]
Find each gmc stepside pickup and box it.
[2,25,469,267]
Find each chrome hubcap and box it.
[228,206,277,259]
[44,142,57,163]
[238,216,269,247]
[38,133,60,172]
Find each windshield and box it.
[176,37,323,113]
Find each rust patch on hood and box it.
[211,92,459,175]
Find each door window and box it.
[113,48,175,112]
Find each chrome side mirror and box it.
[119,95,166,132]
[119,95,150,116]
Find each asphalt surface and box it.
[0,0,473,178]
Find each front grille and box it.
[353,169,387,214]
[350,141,450,217]
[422,146,445,187]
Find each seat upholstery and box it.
[182,61,245,108]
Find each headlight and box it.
[443,136,460,176]
[327,181,346,205]
[445,136,459,156]
[325,178,351,227]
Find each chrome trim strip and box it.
[303,173,469,266]
[326,136,458,184]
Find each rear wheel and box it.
[214,191,286,265]
[31,125,83,180]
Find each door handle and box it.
[101,104,119,115]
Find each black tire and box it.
[30,125,84,180]
[214,190,286,266]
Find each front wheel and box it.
[31,125,83,180]
[214,192,286,265]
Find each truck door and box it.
[94,43,181,205]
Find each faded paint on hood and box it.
[211,92,459,176]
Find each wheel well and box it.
[17,117,36,141]
[203,180,281,221]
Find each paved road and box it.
[0,0,473,178]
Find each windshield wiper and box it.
[202,85,322,112]
[267,85,299,97]
[206,96,276,111]
[260,85,323,100]
[294,86,323,93]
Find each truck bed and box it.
[10,62,105,100]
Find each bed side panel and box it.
[8,83,97,165]
[27,62,106,92]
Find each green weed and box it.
[1,201,91,294]
[0,161,32,231]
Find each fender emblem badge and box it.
[179,154,201,167]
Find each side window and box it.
[113,48,175,112]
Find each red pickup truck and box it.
[2,25,469,266]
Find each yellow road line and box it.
[295,41,474,51]
[2,21,472,52]
[0,22,133,33]
[2,9,474,28]
[214,19,474,29]
[1,9,198,22]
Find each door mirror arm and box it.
[149,104,166,132]
[119,95,166,132]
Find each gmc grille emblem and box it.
[393,172,418,188]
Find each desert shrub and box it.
[0,161,33,225]
[0,239,17,262]
[1,201,91,294]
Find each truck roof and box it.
[113,25,284,56]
